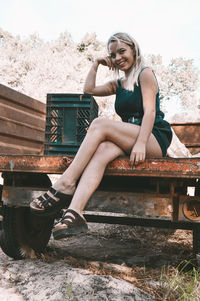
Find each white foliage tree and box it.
[0,28,199,121]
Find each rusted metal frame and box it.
[193,225,200,255]
[170,181,180,222]
[0,155,199,178]
[106,157,200,178]
[84,213,200,255]
[172,195,180,222]
[169,179,193,222]
[0,184,2,206]
[84,213,195,230]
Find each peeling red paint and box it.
[0,155,199,179]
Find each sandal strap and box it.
[49,187,70,199]
[36,196,46,208]
[61,209,86,227]
[38,193,57,208]
[31,186,73,214]
[38,195,45,202]
[45,195,58,206]
[37,195,49,208]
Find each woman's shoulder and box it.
[138,67,159,92]
[139,66,154,78]
[138,67,157,83]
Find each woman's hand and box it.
[96,56,115,70]
[130,141,146,167]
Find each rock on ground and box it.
[0,247,152,301]
[0,222,193,301]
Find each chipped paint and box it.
[0,155,199,178]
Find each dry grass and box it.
[39,251,200,300]
[160,262,200,301]
[39,227,199,300]
[59,257,200,301]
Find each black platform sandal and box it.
[30,187,73,217]
[53,209,89,240]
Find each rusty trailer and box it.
[0,84,200,262]
[0,154,200,260]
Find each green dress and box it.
[115,68,172,156]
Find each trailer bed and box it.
[0,155,199,178]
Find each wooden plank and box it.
[0,96,45,117]
[0,102,45,129]
[0,142,43,156]
[0,118,44,142]
[0,84,46,155]
[0,134,42,149]
[172,123,200,147]
[0,84,46,114]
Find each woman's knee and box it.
[88,117,107,138]
[95,141,113,154]
[94,141,123,162]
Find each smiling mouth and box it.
[117,61,126,67]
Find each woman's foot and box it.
[53,209,88,240]
[30,187,73,217]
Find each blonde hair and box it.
[107,32,144,91]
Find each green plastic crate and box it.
[44,93,98,155]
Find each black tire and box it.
[0,206,54,259]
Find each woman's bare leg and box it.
[53,130,162,237]
[53,117,162,195]
[53,141,124,231]
[58,132,161,221]
[32,117,163,213]
[68,141,125,215]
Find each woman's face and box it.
[108,41,135,73]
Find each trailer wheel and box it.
[0,206,54,259]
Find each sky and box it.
[0,0,200,66]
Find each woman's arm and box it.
[83,58,116,96]
[130,68,158,165]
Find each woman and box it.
[30,32,172,239]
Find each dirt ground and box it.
[0,222,195,301]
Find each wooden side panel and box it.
[0,84,46,155]
[172,123,200,155]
